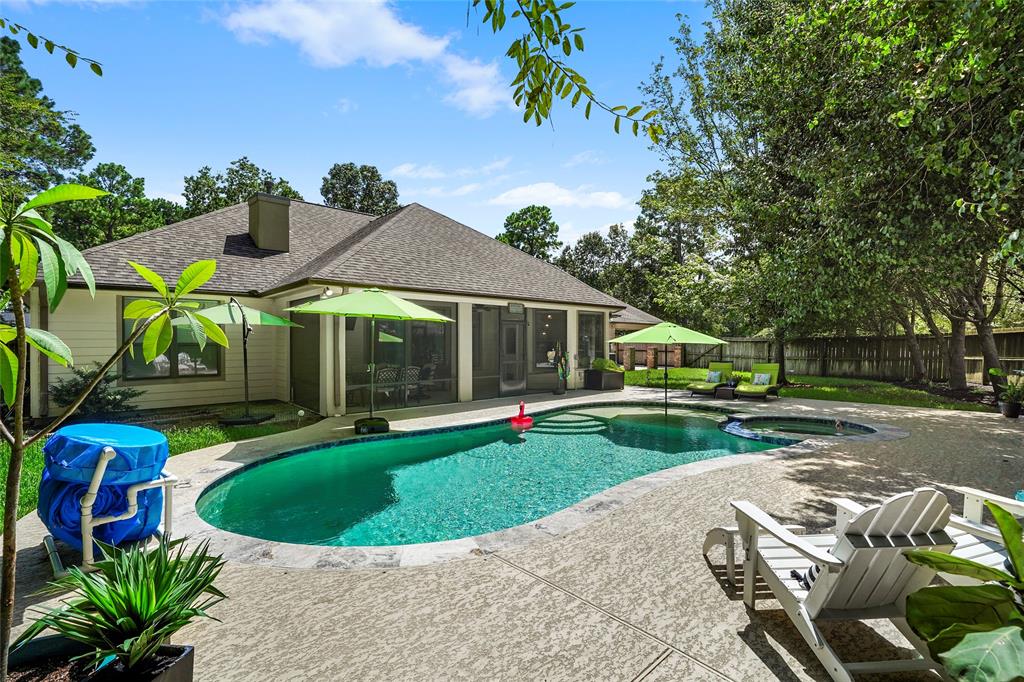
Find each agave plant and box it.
[905,501,1024,682]
[13,538,226,672]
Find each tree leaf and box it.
[179,312,208,352]
[25,328,73,367]
[986,502,1024,582]
[14,232,39,293]
[20,183,107,212]
[89,62,102,77]
[940,626,1024,682]
[0,344,17,406]
[174,260,216,298]
[906,550,1018,586]
[52,236,95,297]
[142,315,172,363]
[194,313,229,349]
[907,584,1021,658]
[123,299,166,320]
[128,262,168,298]
[35,237,68,309]
[65,52,77,68]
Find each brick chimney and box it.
[248,193,290,252]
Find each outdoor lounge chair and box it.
[704,488,954,681]
[735,362,780,399]
[686,362,733,396]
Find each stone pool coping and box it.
[171,399,908,570]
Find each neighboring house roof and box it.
[611,304,661,326]
[72,199,625,308]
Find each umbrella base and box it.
[219,414,274,426]
[355,416,390,435]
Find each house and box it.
[30,194,625,418]
[609,304,663,369]
[610,303,661,336]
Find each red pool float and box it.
[510,401,533,430]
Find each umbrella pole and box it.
[369,317,376,420]
[230,297,252,418]
[664,343,668,415]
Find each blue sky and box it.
[8,1,711,244]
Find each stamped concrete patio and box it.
[11,387,1024,680]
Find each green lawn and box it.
[0,422,294,533]
[624,367,992,412]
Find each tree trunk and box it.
[974,318,1004,391]
[899,315,928,383]
[773,327,788,385]
[947,317,968,391]
[1,273,29,679]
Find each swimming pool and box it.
[196,407,779,547]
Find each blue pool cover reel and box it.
[43,423,169,485]
[38,423,169,551]
[37,470,164,551]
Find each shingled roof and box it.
[75,199,625,308]
[611,304,661,325]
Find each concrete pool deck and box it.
[9,388,1024,680]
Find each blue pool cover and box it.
[38,424,168,551]
[43,423,168,485]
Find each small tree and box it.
[49,363,143,417]
[496,205,562,261]
[0,183,229,677]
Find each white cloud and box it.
[413,183,482,198]
[390,163,446,180]
[390,157,511,180]
[563,150,607,168]
[224,0,508,117]
[440,55,509,117]
[224,0,447,68]
[488,182,630,209]
[335,97,356,114]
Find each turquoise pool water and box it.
[196,408,778,546]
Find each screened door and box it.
[289,296,320,412]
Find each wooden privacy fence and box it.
[659,328,1024,383]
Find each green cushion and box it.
[735,383,772,395]
[688,381,724,392]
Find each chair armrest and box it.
[947,514,1006,544]
[732,501,844,570]
[952,486,1024,523]
[832,498,866,531]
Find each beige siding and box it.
[40,289,287,416]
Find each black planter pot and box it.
[999,401,1022,419]
[9,635,195,681]
[583,369,625,391]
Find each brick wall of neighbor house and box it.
[36,288,287,417]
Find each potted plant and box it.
[553,343,569,395]
[991,368,1023,419]
[9,538,225,681]
[583,358,625,391]
[904,501,1024,680]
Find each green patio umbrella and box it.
[286,288,453,434]
[176,298,299,424]
[611,322,727,414]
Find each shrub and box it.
[49,363,144,416]
[591,358,624,372]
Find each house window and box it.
[532,309,567,371]
[122,298,222,380]
[578,312,605,370]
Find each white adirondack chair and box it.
[728,488,955,681]
[836,486,1022,586]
